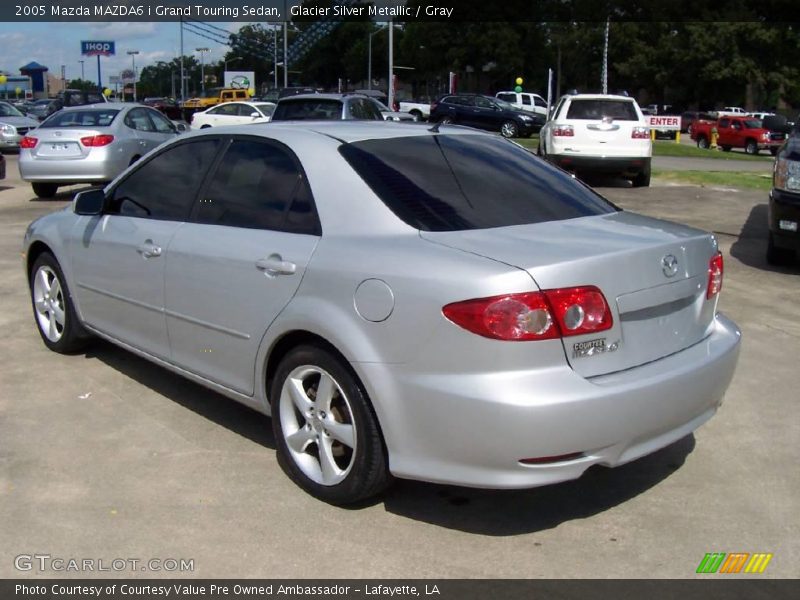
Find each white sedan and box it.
[191,101,276,129]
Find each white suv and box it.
[539,93,652,187]
[495,91,548,118]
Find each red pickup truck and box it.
[690,115,786,155]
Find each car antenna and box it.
[428,120,443,133]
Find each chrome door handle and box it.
[136,241,162,258]
[255,254,296,277]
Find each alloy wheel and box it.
[32,265,66,343]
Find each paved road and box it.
[1,153,797,579]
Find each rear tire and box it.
[271,344,391,505]
[29,252,89,353]
[766,232,795,266]
[721,145,732,152]
[745,139,758,155]
[438,116,453,125]
[632,166,651,188]
[32,183,58,198]
[770,147,778,156]
[697,136,709,149]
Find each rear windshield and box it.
[339,134,616,231]
[566,99,638,120]
[41,109,120,128]
[272,99,343,120]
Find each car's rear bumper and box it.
[548,154,651,175]
[18,148,128,183]
[357,313,740,489]
[0,132,23,148]
[769,188,800,250]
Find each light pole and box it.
[79,60,84,80]
[367,26,387,91]
[388,20,394,110]
[127,50,139,101]
[196,47,208,94]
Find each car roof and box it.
[565,94,636,101]
[56,103,135,111]
[279,93,367,101]
[179,120,493,144]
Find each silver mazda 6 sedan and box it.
[22,121,741,504]
[18,103,181,198]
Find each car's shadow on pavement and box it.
[730,203,800,274]
[380,435,694,535]
[84,339,276,450]
[83,339,694,534]
[27,185,96,203]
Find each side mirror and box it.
[172,121,188,133]
[250,111,260,119]
[74,188,107,216]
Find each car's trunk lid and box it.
[422,211,720,377]
[29,128,107,159]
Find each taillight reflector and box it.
[631,126,650,139]
[20,136,38,149]
[80,134,114,147]
[443,286,612,341]
[707,252,723,299]
[553,125,574,137]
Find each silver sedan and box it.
[18,103,180,198]
[22,122,741,504]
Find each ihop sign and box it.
[81,41,116,57]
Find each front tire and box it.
[697,136,709,149]
[30,252,89,353]
[745,139,758,155]
[501,120,519,138]
[32,183,58,198]
[766,232,795,266]
[632,166,651,187]
[271,344,390,504]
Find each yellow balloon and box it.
[247,88,255,97]
[515,77,523,86]
[103,88,112,97]
[0,74,7,84]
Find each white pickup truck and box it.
[398,100,431,121]
[495,91,548,118]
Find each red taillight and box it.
[442,286,612,341]
[80,134,114,147]
[707,252,723,299]
[20,136,38,149]
[552,125,574,137]
[631,126,650,139]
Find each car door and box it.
[145,107,179,143]
[716,118,732,146]
[164,136,321,395]
[124,107,168,155]
[471,96,502,131]
[69,138,222,358]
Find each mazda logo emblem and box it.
[662,254,679,277]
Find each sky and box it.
[0,21,254,84]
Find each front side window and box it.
[534,96,547,107]
[108,139,221,220]
[195,139,319,234]
[340,134,616,232]
[148,109,176,133]
[125,108,156,132]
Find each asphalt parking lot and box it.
[1,152,798,579]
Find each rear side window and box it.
[108,139,221,220]
[339,134,616,232]
[195,139,320,235]
[521,95,532,105]
[40,109,120,128]
[348,98,382,120]
[497,93,515,103]
[272,99,343,120]
[566,100,638,121]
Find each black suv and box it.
[768,129,800,265]
[429,94,544,138]
[272,93,383,121]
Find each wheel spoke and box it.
[34,298,48,314]
[286,427,316,454]
[48,312,59,339]
[287,377,313,414]
[314,372,335,412]
[325,420,355,449]
[50,277,62,301]
[318,436,341,485]
[51,303,66,326]
[37,269,51,295]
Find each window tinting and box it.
[40,109,120,128]
[109,139,220,220]
[566,100,638,121]
[534,96,547,107]
[196,139,319,234]
[339,134,616,232]
[497,93,515,103]
[125,108,156,132]
[148,109,176,133]
[522,95,532,105]
[272,99,343,120]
